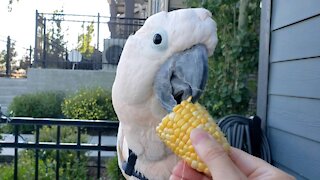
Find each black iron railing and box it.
[33,11,146,70]
[0,116,119,180]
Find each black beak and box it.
[154,44,208,112]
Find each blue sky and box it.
[0,0,110,59]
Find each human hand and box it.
[170,128,295,180]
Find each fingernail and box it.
[190,128,210,146]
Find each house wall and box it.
[258,0,320,179]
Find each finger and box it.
[229,147,269,176]
[169,174,182,180]
[171,161,211,180]
[230,147,295,179]
[190,128,246,179]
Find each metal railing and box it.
[33,11,146,70]
[0,116,119,180]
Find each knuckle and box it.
[202,145,227,163]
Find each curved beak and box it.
[154,44,208,112]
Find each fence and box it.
[33,11,145,70]
[0,116,119,180]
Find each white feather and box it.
[112,8,218,180]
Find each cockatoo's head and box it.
[113,8,217,120]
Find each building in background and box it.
[148,0,187,16]
[102,0,186,68]
[107,0,148,39]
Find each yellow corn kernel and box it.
[156,97,230,175]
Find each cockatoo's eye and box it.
[153,34,162,45]
[151,29,168,50]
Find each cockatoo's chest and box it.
[113,91,167,150]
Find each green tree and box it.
[0,50,5,69]
[19,54,31,70]
[77,22,95,58]
[0,40,18,73]
[37,10,66,68]
[186,0,260,118]
[44,9,68,68]
[9,41,18,70]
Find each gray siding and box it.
[269,59,320,98]
[271,0,320,30]
[268,95,320,142]
[260,0,320,179]
[268,128,320,179]
[270,16,320,62]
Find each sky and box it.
[0,0,111,59]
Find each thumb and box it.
[190,128,246,179]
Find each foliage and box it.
[0,150,56,180]
[39,126,87,143]
[38,126,89,180]
[37,9,67,68]
[0,50,5,69]
[77,22,95,58]
[105,156,125,180]
[0,134,2,153]
[0,126,89,180]
[0,39,18,72]
[47,10,66,58]
[3,91,65,133]
[62,87,117,120]
[8,91,65,118]
[186,0,260,118]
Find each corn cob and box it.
[156,97,230,175]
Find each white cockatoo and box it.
[112,8,218,180]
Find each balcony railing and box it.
[0,116,119,180]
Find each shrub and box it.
[0,150,56,180]
[105,156,125,180]
[0,126,89,180]
[187,0,260,118]
[9,91,65,118]
[62,87,117,120]
[2,91,65,133]
[38,126,89,179]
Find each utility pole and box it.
[97,13,100,50]
[6,36,11,77]
[34,10,39,66]
[28,45,33,67]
